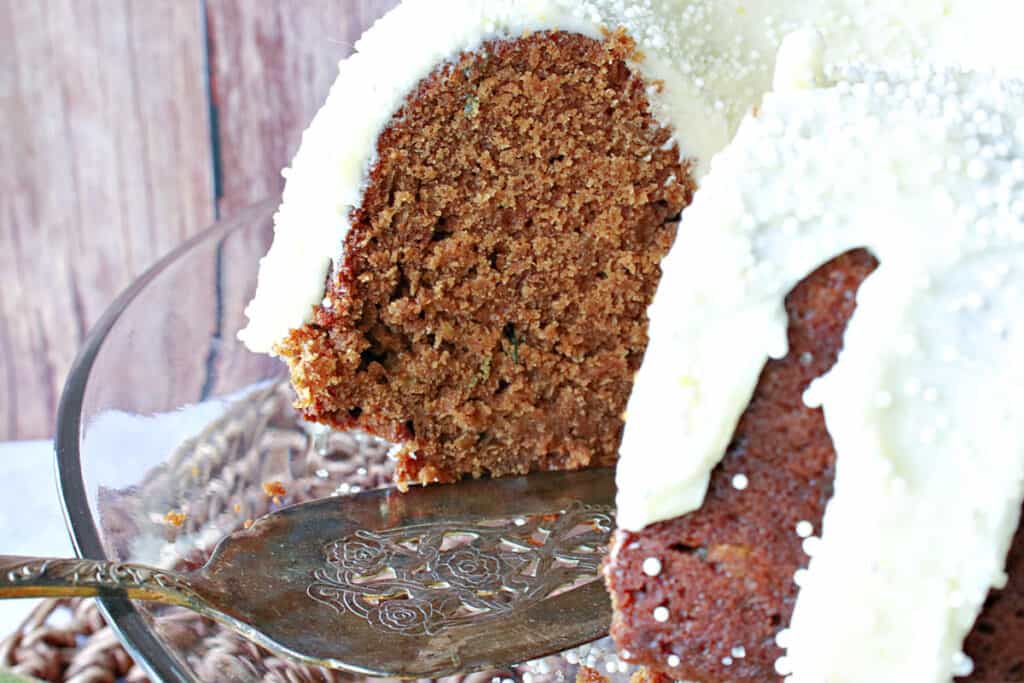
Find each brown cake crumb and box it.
[262,480,287,500]
[576,666,609,683]
[629,668,671,683]
[605,248,1024,682]
[278,31,693,487]
[959,526,1024,682]
[164,510,187,528]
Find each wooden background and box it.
[1,0,396,440]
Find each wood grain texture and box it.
[2,0,400,439]
[1,0,214,439]
[205,0,398,216]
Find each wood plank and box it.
[205,0,398,216]
[0,0,215,439]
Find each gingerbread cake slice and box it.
[273,29,690,486]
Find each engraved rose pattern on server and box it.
[307,503,613,635]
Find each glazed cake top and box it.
[239,0,1021,354]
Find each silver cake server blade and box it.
[0,467,616,678]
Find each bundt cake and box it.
[237,1,1024,680]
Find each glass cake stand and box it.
[53,200,631,682]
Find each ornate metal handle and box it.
[0,555,199,607]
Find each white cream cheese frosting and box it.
[615,53,1024,681]
[240,0,1024,354]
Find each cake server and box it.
[0,467,615,678]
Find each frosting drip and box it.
[616,59,1024,681]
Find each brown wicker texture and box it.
[0,597,515,683]
[0,382,531,682]
[0,597,345,683]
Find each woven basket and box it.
[2,383,514,682]
[0,596,359,683]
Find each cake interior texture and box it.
[605,249,1024,682]
[278,31,693,486]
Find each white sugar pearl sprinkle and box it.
[952,651,974,677]
[775,628,791,648]
[802,535,821,556]
[731,473,749,490]
[642,557,663,576]
[795,520,814,538]
[667,654,681,667]
[653,606,670,622]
